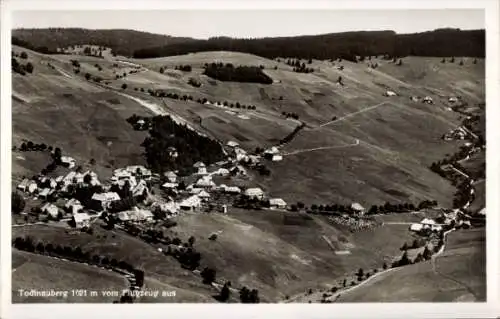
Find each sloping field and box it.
[12,224,216,302]
[336,227,486,302]
[170,209,418,301]
[12,249,128,303]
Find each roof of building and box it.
[39,188,51,196]
[478,208,486,215]
[351,202,365,211]
[193,161,206,168]
[420,218,436,225]
[179,195,201,207]
[65,198,81,208]
[245,187,264,196]
[197,190,211,198]
[18,178,30,188]
[91,192,121,202]
[61,156,75,163]
[162,182,178,189]
[410,223,423,231]
[73,212,91,223]
[227,140,239,147]
[269,198,287,206]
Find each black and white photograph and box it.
[1,1,498,318]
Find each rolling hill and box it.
[11,37,485,302]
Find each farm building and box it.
[38,188,53,200]
[113,168,133,180]
[65,198,83,214]
[423,96,434,104]
[409,223,423,232]
[27,181,38,194]
[272,154,283,161]
[126,165,152,178]
[224,186,241,194]
[91,192,121,210]
[118,207,154,223]
[264,146,280,156]
[269,198,287,209]
[244,187,264,200]
[164,171,177,183]
[63,171,77,185]
[132,180,149,198]
[420,218,436,226]
[167,147,178,158]
[196,176,215,188]
[351,202,365,215]
[230,165,247,176]
[197,190,211,200]
[227,140,239,148]
[384,90,397,97]
[17,178,29,192]
[60,156,76,168]
[212,168,230,176]
[193,161,207,175]
[410,96,420,102]
[478,208,486,216]
[41,203,59,218]
[179,195,202,210]
[152,201,179,215]
[72,212,91,228]
[162,182,178,189]
[448,97,459,103]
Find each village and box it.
[13,138,292,234]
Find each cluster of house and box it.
[408,95,434,104]
[409,218,443,233]
[443,126,469,141]
[17,169,101,201]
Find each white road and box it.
[283,139,359,156]
[315,102,389,129]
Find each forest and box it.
[133,29,485,60]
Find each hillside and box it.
[12,28,194,57]
[335,228,486,302]
[133,29,485,60]
[11,43,485,302]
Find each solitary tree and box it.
[25,62,34,74]
[121,83,128,90]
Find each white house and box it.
[351,202,366,215]
[17,178,29,192]
[164,171,177,183]
[244,187,264,200]
[162,182,179,189]
[73,212,91,228]
[384,90,397,97]
[264,146,280,155]
[212,168,230,176]
[197,190,211,200]
[27,181,38,194]
[410,96,420,102]
[179,195,202,210]
[65,198,83,214]
[132,180,148,198]
[224,186,241,194]
[423,96,434,104]
[153,201,180,215]
[91,192,121,210]
[38,188,53,200]
[478,208,486,216]
[448,97,459,103]
[63,171,77,185]
[227,140,239,148]
[269,198,287,209]
[118,207,154,222]
[41,203,59,218]
[196,176,215,188]
[409,223,423,232]
[126,165,152,178]
[167,147,178,158]
[272,155,283,161]
[60,156,76,168]
[193,161,207,175]
[113,168,133,180]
